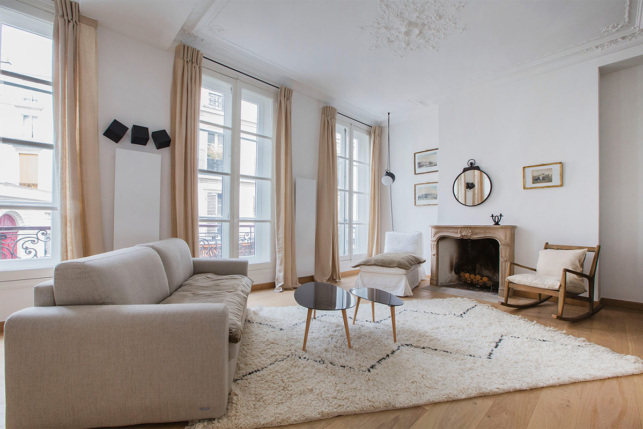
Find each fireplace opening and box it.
[437,238,500,292]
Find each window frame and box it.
[337,119,371,262]
[198,69,277,268]
[0,8,59,271]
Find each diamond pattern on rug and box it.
[188,297,643,429]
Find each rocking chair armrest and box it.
[509,262,536,272]
[562,268,591,280]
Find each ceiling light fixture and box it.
[362,0,467,57]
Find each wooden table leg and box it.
[353,297,361,324]
[313,309,316,319]
[372,301,375,322]
[390,306,397,343]
[303,308,313,351]
[341,309,352,348]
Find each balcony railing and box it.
[199,223,255,259]
[0,226,51,260]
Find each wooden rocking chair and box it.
[500,243,603,322]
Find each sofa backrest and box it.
[53,246,170,306]
[138,238,194,294]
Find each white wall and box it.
[436,62,601,289]
[381,110,440,273]
[97,27,174,251]
[599,63,643,302]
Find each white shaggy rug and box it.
[188,298,643,429]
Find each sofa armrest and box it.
[4,303,230,429]
[193,257,249,276]
[34,279,55,306]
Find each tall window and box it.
[0,11,57,265]
[197,71,275,265]
[337,122,371,261]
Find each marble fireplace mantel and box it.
[430,225,516,296]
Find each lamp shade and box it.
[382,169,396,186]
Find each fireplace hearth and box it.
[430,225,516,296]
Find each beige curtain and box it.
[314,106,341,282]
[274,87,299,290]
[367,126,382,257]
[170,44,202,257]
[54,0,105,260]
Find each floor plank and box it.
[575,376,641,429]
[526,384,582,429]
[476,389,542,429]
[412,397,494,428]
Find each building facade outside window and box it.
[337,121,371,262]
[197,70,275,266]
[0,10,58,267]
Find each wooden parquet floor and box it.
[2,276,642,429]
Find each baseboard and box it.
[600,297,643,311]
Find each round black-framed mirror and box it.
[453,160,492,207]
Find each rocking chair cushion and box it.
[536,248,587,291]
[506,273,586,294]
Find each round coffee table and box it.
[350,287,403,342]
[294,282,356,351]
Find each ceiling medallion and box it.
[361,0,467,56]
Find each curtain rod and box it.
[203,56,372,128]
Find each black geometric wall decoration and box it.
[151,129,171,150]
[103,119,128,143]
[131,125,149,146]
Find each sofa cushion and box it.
[139,238,194,294]
[53,247,170,305]
[161,273,252,343]
[507,273,586,294]
[536,248,587,292]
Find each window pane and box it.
[239,221,270,263]
[199,222,230,259]
[352,162,370,194]
[0,209,52,261]
[239,178,271,221]
[338,190,348,223]
[1,25,52,81]
[337,158,348,190]
[338,223,349,257]
[353,193,369,224]
[0,81,53,143]
[198,126,231,173]
[200,77,232,128]
[198,174,230,220]
[336,124,348,158]
[352,224,368,256]
[0,144,52,204]
[353,130,370,162]
[240,133,271,178]
[241,89,273,137]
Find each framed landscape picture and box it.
[414,148,438,174]
[523,162,563,189]
[415,182,438,206]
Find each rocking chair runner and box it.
[500,243,603,322]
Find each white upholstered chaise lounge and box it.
[353,231,426,297]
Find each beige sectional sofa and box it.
[3,238,252,429]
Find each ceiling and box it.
[76,0,643,123]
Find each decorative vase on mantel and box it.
[491,213,503,225]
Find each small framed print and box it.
[523,162,563,190]
[415,182,438,206]
[414,148,438,174]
